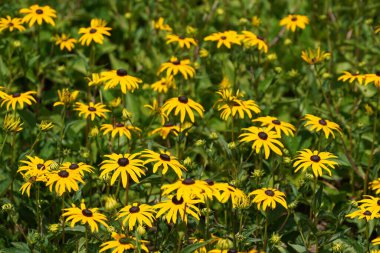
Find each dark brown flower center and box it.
[117,158,129,166]
[256,35,264,41]
[178,96,188,104]
[118,237,130,244]
[377,200,380,206]
[172,196,184,205]
[172,59,181,65]
[129,206,140,213]
[265,189,275,196]
[179,36,185,40]
[115,123,124,127]
[227,250,238,253]
[318,119,327,126]
[205,179,214,186]
[163,122,174,127]
[12,93,21,98]
[58,170,69,178]
[36,9,43,14]
[291,17,297,21]
[37,163,45,170]
[88,106,96,112]
[29,176,37,182]
[159,153,171,161]
[69,163,79,170]
[258,132,268,140]
[364,210,372,216]
[8,22,14,27]
[116,69,128,76]
[221,36,227,40]
[161,82,166,85]
[376,71,380,76]
[272,119,281,125]
[310,155,321,162]
[232,101,241,107]
[182,178,195,185]
[89,28,97,34]
[82,209,93,217]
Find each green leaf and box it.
[288,243,307,253]
[181,239,212,253]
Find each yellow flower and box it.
[154,195,201,224]
[204,30,242,48]
[303,114,342,139]
[161,96,204,123]
[103,196,119,211]
[1,91,37,110]
[151,75,175,93]
[293,149,338,177]
[117,203,155,230]
[161,178,212,201]
[153,17,172,32]
[141,149,187,178]
[60,162,93,176]
[370,178,380,194]
[109,97,121,107]
[87,73,102,86]
[3,114,23,133]
[252,116,295,137]
[251,16,261,27]
[53,89,79,107]
[100,69,142,94]
[19,175,40,197]
[357,196,380,215]
[364,72,380,88]
[239,126,284,159]
[75,102,110,121]
[38,121,53,132]
[78,18,112,46]
[166,34,197,49]
[199,48,209,58]
[346,206,379,221]
[100,233,149,252]
[100,122,141,139]
[279,14,309,32]
[45,169,84,196]
[337,71,365,85]
[0,16,25,32]
[54,34,77,52]
[150,122,180,139]
[19,4,56,27]
[17,156,53,179]
[241,31,268,53]
[372,236,380,245]
[144,99,168,125]
[99,153,145,188]
[301,48,330,65]
[158,57,195,79]
[63,201,108,232]
[249,188,287,210]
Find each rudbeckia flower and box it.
[54,34,77,52]
[357,196,380,215]
[59,162,93,176]
[249,188,287,210]
[53,89,79,107]
[2,114,23,133]
[0,16,25,32]
[150,122,180,139]
[117,203,155,230]
[301,47,330,65]
[279,14,309,32]
[75,102,110,121]
[100,122,141,139]
[252,116,295,137]
[303,114,342,138]
[158,57,195,79]
[337,71,365,85]
[346,206,379,221]
[161,178,212,201]
[78,18,112,46]
[166,34,197,49]
[45,169,85,196]
[152,17,172,32]
[239,126,284,159]
[144,99,169,125]
[19,4,56,27]
[161,95,204,123]
[370,178,380,194]
[241,31,268,53]
[293,149,338,177]
[150,75,175,93]
[364,72,380,88]
[142,149,187,178]
[204,30,242,48]
[1,91,37,110]
[100,233,149,252]
[18,156,54,179]
[63,201,108,232]
[100,69,142,94]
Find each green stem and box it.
[263,210,269,250]
[0,133,8,158]
[85,225,89,253]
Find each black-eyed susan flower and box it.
[99,153,145,188]
[150,122,180,139]
[53,89,79,107]
[204,30,242,48]
[54,34,77,52]
[100,69,142,94]
[142,149,187,178]
[346,207,379,221]
[1,91,37,110]
[161,178,212,201]
[63,201,108,232]
[370,179,380,194]
[144,99,169,125]
[303,114,342,138]
[78,18,112,46]
[161,96,204,123]
[87,73,102,86]
[158,57,195,79]
[75,102,109,121]
[117,203,155,230]
[19,174,45,197]
[151,75,175,93]
[372,237,380,245]
[364,72,380,88]
[203,179,236,202]
[39,120,53,132]
[252,116,295,137]
[301,47,330,65]
[357,196,380,215]
[166,34,197,49]
[249,188,287,210]
[153,17,172,32]
[337,71,365,85]
[279,14,309,32]
[216,184,249,208]
[60,162,93,176]
[239,127,284,159]
[45,169,84,196]
[2,114,23,133]
[100,233,149,253]
[18,156,53,179]
[100,122,141,139]
[241,31,268,53]
[0,16,25,32]
[293,149,338,177]
[154,195,201,224]
[20,4,56,27]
